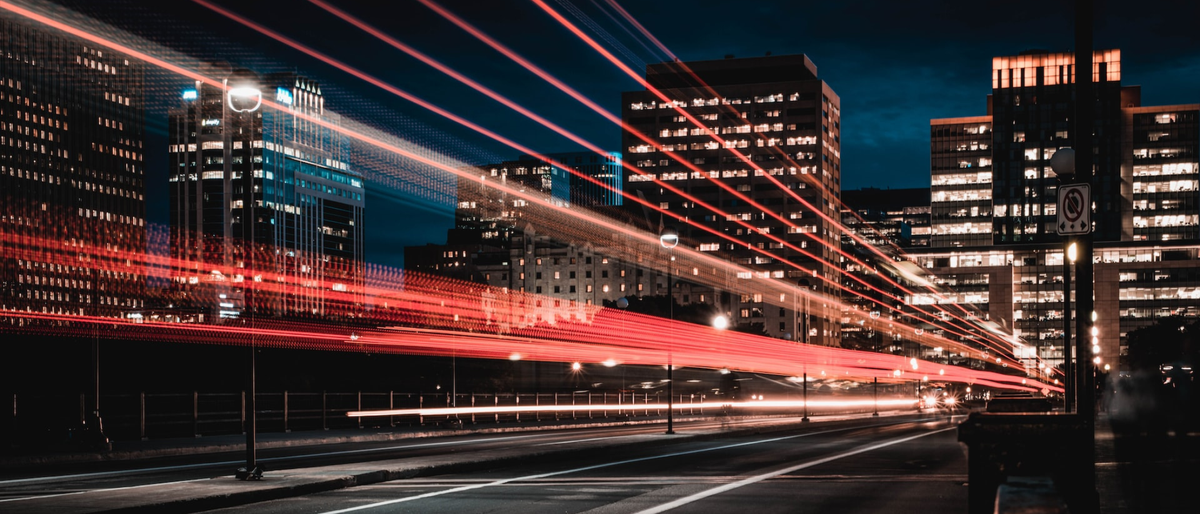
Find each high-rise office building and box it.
[918,49,1200,370]
[931,49,1199,247]
[930,117,994,247]
[0,15,146,319]
[1126,105,1199,241]
[622,54,841,344]
[168,71,364,320]
[990,50,1126,244]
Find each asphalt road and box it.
[0,413,932,504]
[199,415,967,514]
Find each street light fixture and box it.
[710,314,729,331]
[227,85,262,113]
[797,278,811,422]
[872,376,879,417]
[616,297,628,393]
[231,72,263,482]
[660,226,678,435]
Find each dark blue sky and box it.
[51,0,1200,268]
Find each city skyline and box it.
[2,5,1196,510]
[40,0,1200,267]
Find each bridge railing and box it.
[3,389,911,444]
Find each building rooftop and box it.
[645,54,819,89]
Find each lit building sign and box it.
[275,87,293,105]
[202,118,220,127]
[182,89,198,100]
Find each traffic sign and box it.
[1057,184,1091,235]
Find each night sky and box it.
[44,0,1200,268]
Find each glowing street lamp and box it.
[712,314,729,331]
[227,85,262,113]
[233,73,265,482]
[659,227,679,250]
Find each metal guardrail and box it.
[4,390,904,442]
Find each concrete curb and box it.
[2,412,836,468]
[0,415,717,468]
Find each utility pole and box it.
[1073,0,1096,434]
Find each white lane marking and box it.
[0,433,546,486]
[0,477,206,503]
[634,426,958,514]
[537,435,636,446]
[317,418,946,514]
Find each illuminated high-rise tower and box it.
[920,49,1200,371]
[168,71,365,320]
[931,49,1198,247]
[622,54,842,345]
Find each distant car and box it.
[921,394,958,410]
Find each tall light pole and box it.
[873,376,879,417]
[617,297,629,394]
[798,278,811,422]
[1072,0,1096,429]
[1069,5,1098,507]
[228,77,263,481]
[660,226,678,435]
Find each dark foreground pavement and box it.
[1,411,932,513]
[1,409,1194,513]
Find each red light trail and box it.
[525,0,1021,353]
[0,0,1051,382]
[407,0,1014,356]
[197,0,1020,360]
[0,303,1058,395]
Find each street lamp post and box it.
[1073,12,1097,430]
[873,376,879,416]
[660,226,679,435]
[617,297,629,394]
[802,371,809,422]
[1041,5,1098,511]
[799,278,811,422]
[228,77,263,481]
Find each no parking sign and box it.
[1057,184,1091,235]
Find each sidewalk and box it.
[1,412,911,514]
[1,413,692,469]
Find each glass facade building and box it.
[168,72,364,320]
